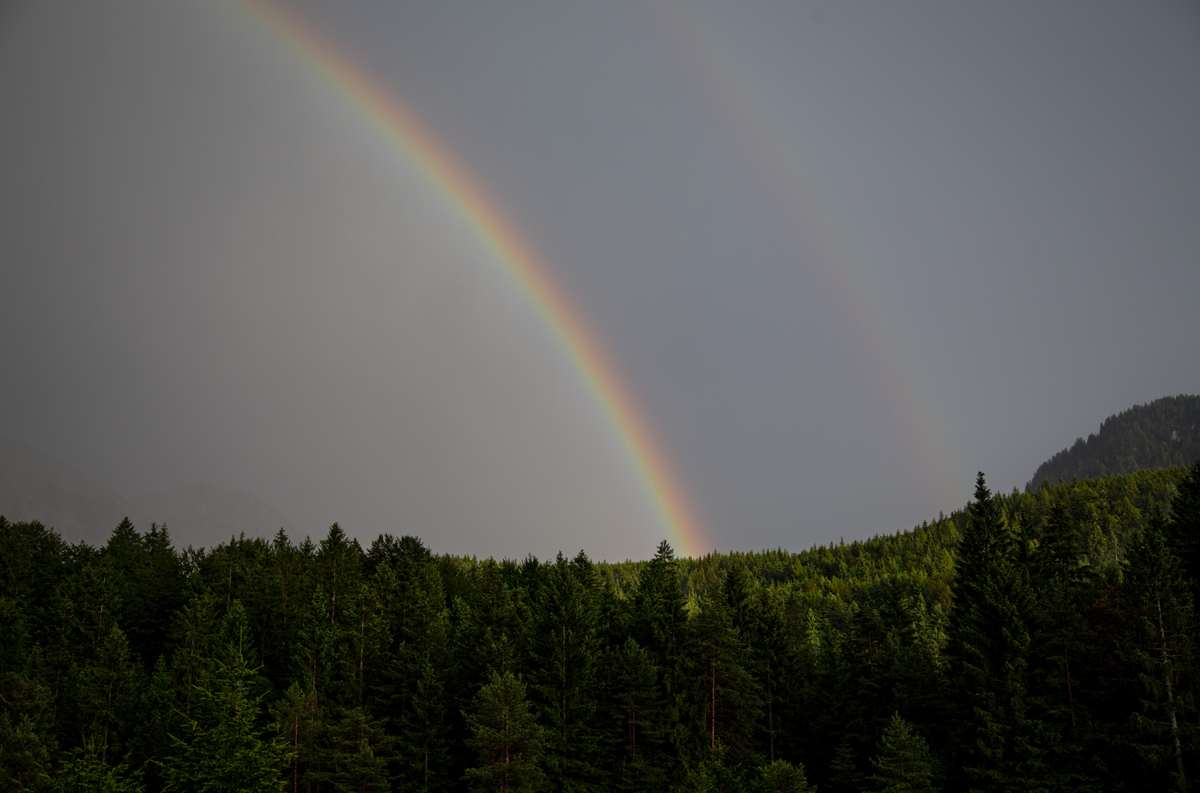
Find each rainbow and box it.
[653,1,962,511]
[232,0,710,558]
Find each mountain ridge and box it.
[1027,394,1200,491]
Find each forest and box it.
[1027,394,1200,491]
[3,462,1200,792]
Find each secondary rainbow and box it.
[653,1,962,511]
[233,0,709,558]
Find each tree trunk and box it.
[1156,595,1186,787]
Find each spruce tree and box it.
[530,552,603,792]
[1121,509,1193,791]
[632,541,689,773]
[162,608,289,792]
[1168,458,1200,601]
[318,706,392,793]
[271,681,323,793]
[949,473,1041,792]
[604,637,666,792]
[463,671,544,793]
[868,713,937,793]
[1025,502,1102,791]
[77,626,140,765]
[50,739,144,793]
[688,591,761,766]
[759,759,813,793]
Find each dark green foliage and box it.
[949,474,1046,792]
[687,588,760,764]
[50,741,143,793]
[1119,510,1193,790]
[603,636,667,791]
[529,552,603,792]
[463,671,544,793]
[2,463,1198,792]
[1167,458,1200,601]
[161,606,288,792]
[869,713,937,793]
[1028,395,1200,490]
[759,759,812,793]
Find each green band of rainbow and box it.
[233,0,710,558]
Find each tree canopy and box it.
[1,465,1198,791]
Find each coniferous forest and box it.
[1027,395,1200,491]
[3,463,1200,792]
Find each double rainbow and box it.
[235,0,710,558]
[654,1,961,511]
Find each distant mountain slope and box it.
[0,438,147,545]
[1027,395,1200,491]
[0,439,296,548]
[129,483,296,549]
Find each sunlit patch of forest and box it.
[3,463,1199,792]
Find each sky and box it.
[1,0,1198,560]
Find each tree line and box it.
[1027,394,1200,491]
[2,462,1199,792]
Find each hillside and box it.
[1027,394,1200,490]
[0,438,296,546]
[0,438,149,545]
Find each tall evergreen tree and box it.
[463,671,544,793]
[602,635,671,792]
[50,739,144,793]
[1121,509,1194,791]
[530,553,603,793]
[162,606,289,793]
[632,541,689,775]
[949,473,1042,792]
[1168,459,1200,601]
[688,590,761,766]
[1024,502,1104,791]
[868,713,937,793]
[77,626,140,765]
[759,759,813,793]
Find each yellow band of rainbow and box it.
[233,0,710,558]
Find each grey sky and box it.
[1,0,1198,559]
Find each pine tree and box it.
[0,710,54,792]
[679,741,743,793]
[169,593,219,718]
[868,713,937,793]
[463,671,544,793]
[374,552,453,793]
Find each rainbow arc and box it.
[235,0,710,558]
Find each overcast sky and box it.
[1,0,1198,560]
